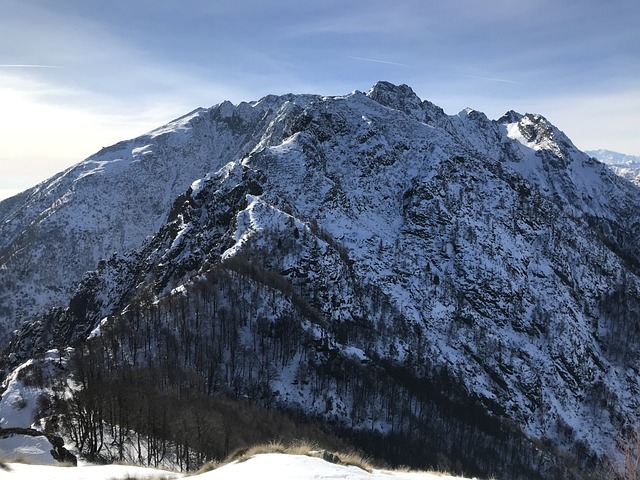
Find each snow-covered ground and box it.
[0,435,55,466]
[0,351,69,465]
[3,454,474,480]
[3,461,180,479]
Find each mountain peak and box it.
[367,80,419,97]
[497,110,523,124]
[502,111,583,166]
[366,81,425,120]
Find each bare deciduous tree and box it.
[607,426,640,480]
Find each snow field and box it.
[3,453,475,480]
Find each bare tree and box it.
[607,425,640,480]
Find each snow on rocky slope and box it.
[2,82,640,478]
[0,96,314,339]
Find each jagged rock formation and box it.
[2,81,640,478]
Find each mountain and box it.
[587,149,640,185]
[0,97,305,340]
[587,149,640,166]
[1,81,639,479]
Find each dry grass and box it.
[109,476,175,480]
[391,465,449,474]
[379,464,495,479]
[322,449,375,472]
[1,455,33,465]
[111,459,178,473]
[193,460,220,475]
[0,456,77,470]
[225,439,314,463]
[222,439,375,472]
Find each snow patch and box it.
[0,435,56,465]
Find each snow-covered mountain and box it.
[587,149,640,185]
[587,149,640,166]
[1,81,639,479]
[0,97,308,340]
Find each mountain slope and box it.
[0,96,316,339]
[2,81,640,479]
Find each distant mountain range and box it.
[1,81,639,479]
[587,149,640,185]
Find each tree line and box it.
[26,254,581,479]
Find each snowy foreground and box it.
[3,453,474,480]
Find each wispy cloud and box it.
[347,56,411,67]
[459,74,522,85]
[0,64,61,68]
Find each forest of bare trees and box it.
[21,256,580,479]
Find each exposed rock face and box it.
[2,82,640,478]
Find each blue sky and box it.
[1,0,639,199]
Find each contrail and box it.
[0,64,61,68]
[459,74,521,85]
[347,56,411,67]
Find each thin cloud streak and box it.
[0,64,61,68]
[347,56,411,67]
[459,74,522,85]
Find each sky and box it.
[1,0,638,200]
